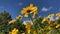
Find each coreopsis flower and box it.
[56,12,60,17]
[9,20,16,24]
[25,21,31,34]
[42,17,48,24]
[26,21,31,30]
[16,15,22,19]
[21,4,38,18]
[9,28,18,34]
[48,14,54,18]
[56,24,60,28]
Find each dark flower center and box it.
[27,10,31,13]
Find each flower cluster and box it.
[21,4,38,18]
[8,4,60,34]
[0,4,60,34]
[9,28,18,34]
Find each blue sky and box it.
[0,0,60,20]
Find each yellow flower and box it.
[42,17,48,24]
[26,21,31,30]
[9,20,16,24]
[21,4,38,17]
[56,12,60,17]
[48,14,54,18]
[16,15,22,19]
[26,21,31,34]
[9,28,18,34]
[56,24,60,28]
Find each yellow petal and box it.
[21,8,28,14]
[30,4,33,7]
[48,14,54,18]
[25,13,29,17]
[26,21,31,30]
[56,12,60,16]
[31,7,38,12]
[9,20,16,24]
[56,24,60,28]
[16,15,22,19]
[42,17,48,24]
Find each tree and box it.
[0,11,12,34]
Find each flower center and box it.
[27,10,31,13]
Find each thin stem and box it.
[28,15,33,22]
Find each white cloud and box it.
[41,7,48,11]
[18,2,23,6]
[50,16,55,21]
[41,7,52,12]
[55,17,59,20]
[23,20,33,25]
[23,21,26,25]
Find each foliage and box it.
[0,11,12,34]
